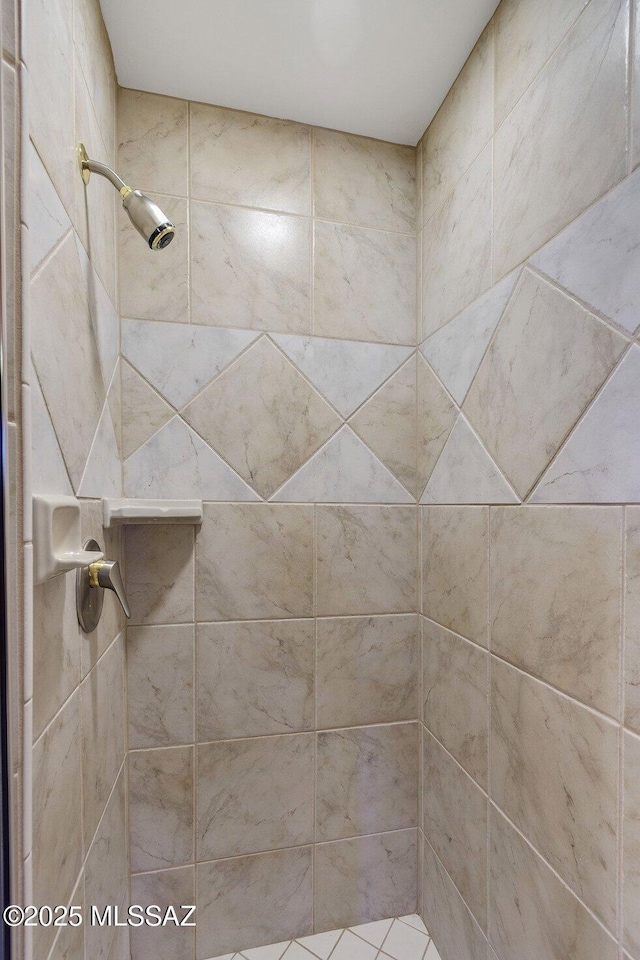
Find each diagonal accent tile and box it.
[530,169,640,334]
[296,930,342,958]
[28,140,71,273]
[122,318,260,409]
[463,269,626,498]
[417,354,457,497]
[330,931,378,960]
[271,426,414,503]
[380,918,430,960]
[531,346,640,502]
[422,416,519,505]
[31,369,73,495]
[272,334,413,418]
[75,235,119,392]
[420,270,519,405]
[124,416,260,500]
[184,337,341,499]
[349,357,416,495]
[78,401,121,498]
[349,919,394,948]
[121,361,173,458]
[397,916,428,934]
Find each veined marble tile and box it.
[30,369,73,495]
[77,400,121,498]
[531,170,640,334]
[124,524,194,625]
[84,773,128,960]
[494,0,628,277]
[271,334,412,418]
[121,362,173,458]
[28,140,71,272]
[626,509,640,733]
[464,270,626,499]
[74,234,119,393]
[419,271,519,406]
[73,0,116,160]
[416,355,457,496]
[635,0,640,169]
[271,427,413,504]
[122,318,260,409]
[422,844,487,960]
[127,624,194,749]
[108,361,122,459]
[131,867,195,960]
[313,221,416,344]
[190,103,310,215]
[191,201,311,333]
[624,731,640,955]
[129,746,194,872]
[124,416,260,501]
[531,346,640,503]
[118,88,188,197]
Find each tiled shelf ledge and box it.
[102,499,203,528]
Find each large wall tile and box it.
[32,573,81,740]
[84,771,128,960]
[130,867,195,960]
[124,524,194,625]
[74,0,116,159]
[196,847,312,958]
[316,505,417,616]
[79,502,126,673]
[421,144,492,338]
[464,270,626,498]
[422,843,487,960]
[190,201,311,332]
[313,129,415,233]
[190,103,310,215]
[197,619,314,740]
[316,724,418,840]
[121,362,173,458]
[28,141,72,273]
[416,356,457,496]
[626,508,640,733]
[490,807,617,960]
[129,746,194,872]
[30,369,74,496]
[118,89,188,196]
[494,0,628,277]
[197,734,314,859]
[196,504,313,621]
[314,831,417,931]
[422,732,487,930]
[491,659,618,929]
[624,731,640,955]
[313,220,415,344]
[77,401,121,498]
[423,619,488,788]
[127,625,194,748]
[317,614,418,728]
[635,0,640,169]
[421,507,488,645]
[491,507,621,714]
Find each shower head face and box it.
[122,189,175,250]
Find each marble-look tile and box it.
[128,625,194,748]
[494,0,589,126]
[130,867,195,960]
[494,0,628,277]
[624,731,640,955]
[423,619,488,788]
[190,103,310,214]
[422,843,487,960]
[196,848,312,959]
[531,347,640,503]
[183,337,340,499]
[422,144,492,339]
[491,659,618,928]
[79,501,126,674]
[464,270,626,498]
[31,232,105,489]
[31,369,73,496]
[197,734,314,859]
[626,509,640,733]
[129,746,194,872]
[84,771,128,960]
[122,318,260,409]
[313,129,415,233]
[73,0,116,159]
[419,271,519,406]
[196,504,313,621]
[271,427,413,504]
[121,361,173,458]
[49,873,84,960]
[191,201,311,332]
[107,361,122,458]
[416,356,458,496]
[423,732,487,929]
[119,194,188,322]
[422,24,493,222]
[421,507,488,646]
[531,171,640,335]
[317,615,419,728]
[635,0,640,169]
[124,524,194,625]
[80,635,126,851]
[197,620,314,740]
[490,806,617,960]
[124,416,259,500]
[422,416,518,505]
[118,88,188,196]
[74,235,119,393]
[350,359,416,495]
[313,221,415,344]
[32,572,81,739]
[316,724,418,840]
[314,830,417,931]
[28,140,71,272]
[77,401,121,498]
[316,505,417,616]
[491,507,621,714]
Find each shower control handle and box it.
[88,559,131,618]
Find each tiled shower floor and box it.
[210,915,440,960]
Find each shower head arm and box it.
[78,143,130,196]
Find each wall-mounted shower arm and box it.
[79,150,128,193]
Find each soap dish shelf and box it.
[102,499,203,528]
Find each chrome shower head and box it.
[78,143,175,250]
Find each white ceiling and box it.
[99,0,499,145]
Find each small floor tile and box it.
[424,944,441,960]
[241,943,291,960]
[349,918,394,948]
[330,931,378,960]
[397,916,428,935]
[297,930,342,959]
[380,919,430,960]
[281,945,317,960]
